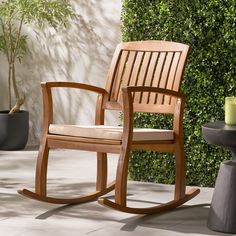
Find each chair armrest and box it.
[40,82,108,134]
[122,86,185,99]
[121,86,185,139]
[41,81,107,95]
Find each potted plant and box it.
[0,0,73,150]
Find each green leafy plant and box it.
[122,0,236,187]
[0,0,73,113]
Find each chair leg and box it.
[18,143,115,204]
[98,143,200,214]
[174,143,186,200]
[35,140,49,196]
[96,152,107,191]
[98,146,130,209]
[114,147,130,206]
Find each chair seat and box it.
[49,124,174,141]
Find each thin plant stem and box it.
[11,62,19,100]
[0,19,12,109]
[8,16,24,103]
[8,63,12,109]
[12,16,24,61]
[0,19,10,62]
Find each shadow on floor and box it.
[32,199,230,236]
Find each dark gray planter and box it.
[0,110,29,150]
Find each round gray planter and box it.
[0,110,29,150]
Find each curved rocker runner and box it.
[98,188,200,214]
[18,40,200,213]
[18,181,115,204]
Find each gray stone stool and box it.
[207,160,236,233]
[202,121,236,234]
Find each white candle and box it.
[225,97,236,125]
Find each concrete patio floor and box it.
[0,149,233,236]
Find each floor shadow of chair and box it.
[120,204,230,236]
[35,201,231,236]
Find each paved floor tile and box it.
[0,149,234,236]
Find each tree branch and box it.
[11,62,20,100]
[8,62,12,109]
[0,18,10,63]
[12,15,24,61]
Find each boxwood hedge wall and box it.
[122,0,236,187]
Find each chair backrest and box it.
[103,40,190,114]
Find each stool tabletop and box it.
[202,120,236,131]
[202,120,236,153]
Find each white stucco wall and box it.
[0,0,122,146]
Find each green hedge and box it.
[122,0,236,187]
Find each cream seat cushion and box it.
[49,124,174,141]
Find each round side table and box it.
[202,121,236,234]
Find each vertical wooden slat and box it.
[142,52,159,104]
[134,52,152,103]
[148,52,166,104]
[111,50,129,101]
[123,51,137,86]
[170,52,184,106]
[105,44,123,98]
[129,52,145,104]
[172,52,184,92]
[164,52,181,104]
[117,51,137,102]
[137,52,152,86]
[166,52,181,90]
[129,51,144,87]
[156,52,174,105]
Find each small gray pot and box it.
[0,110,29,150]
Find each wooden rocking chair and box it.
[18,40,200,214]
